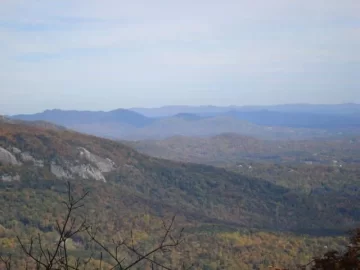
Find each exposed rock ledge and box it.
[1,146,116,183]
[50,163,73,179]
[1,174,20,182]
[70,164,106,182]
[20,152,44,167]
[49,147,116,182]
[50,162,107,182]
[0,147,21,165]
[78,147,115,172]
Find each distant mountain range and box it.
[224,110,360,129]
[131,103,360,117]
[10,104,360,140]
[13,108,153,127]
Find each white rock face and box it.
[21,152,36,162]
[51,163,73,179]
[12,147,22,154]
[20,152,44,167]
[70,164,106,182]
[78,147,115,172]
[34,160,45,167]
[2,145,114,183]
[1,174,20,182]
[0,147,21,165]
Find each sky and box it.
[1,0,359,114]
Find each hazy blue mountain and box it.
[132,104,360,130]
[130,105,236,117]
[127,115,334,140]
[173,113,208,121]
[131,103,360,117]
[9,110,332,140]
[225,110,360,129]
[12,108,154,128]
[11,105,360,141]
[239,103,360,115]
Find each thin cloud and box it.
[0,0,359,114]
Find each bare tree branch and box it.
[0,254,12,270]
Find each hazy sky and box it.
[1,0,359,114]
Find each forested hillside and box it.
[126,134,360,226]
[1,121,359,269]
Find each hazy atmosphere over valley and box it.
[1,1,360,269]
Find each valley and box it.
[1,109,360,269]
[126,133,360,166]
[2,0,360,267]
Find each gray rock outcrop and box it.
[0,147,21,165]
[20,152,44,167]
[51,162,73,179]
[1,174,20,182]
[78,147,115,172]
[1,144,114,183]
[12,147,22,154]
[70,164,106,182]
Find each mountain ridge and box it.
[12,108,154,127]
[130,103,360,117]
[11,108,350,140]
